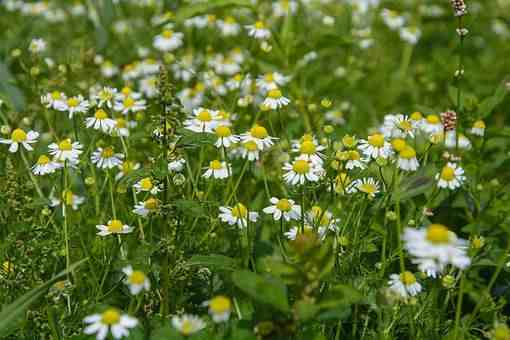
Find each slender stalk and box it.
[453,273,465,338]
[20,149,46,201]
[226,159,250,205]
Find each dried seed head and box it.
[451,0,467,17]
[441,110,457,131]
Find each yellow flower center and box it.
[342,135,356,148]
[101,147,114,158]
[473,120,485,129]
[300,141,316,155]
[209,160,222,170]
[348,150,360,160]
[99,89,113,101]
[116,118,127,128]
[121,87,131,96]
[51,91,61,100]
[231,203,248,219]
[95,109,108,120]
[215,125,231,138]
[400,271,417,285]
[410,111,422,121]
[123,97,135,109]
[276,199,292,212]
[292,160,310,174]
[225,16,236,24]
[426,114,440,124]
[391,138,407,152]
[399,120,413,131]
[62,190,74,205]
[197,110,212,122]
[264,73,274,82]
[440,166,455,181]
[122,161,133,173]
[399,146,416,159]
[359,183,377,195]
[67,97,79,108]
[37,155,50,165]
[11,128,27,143]
[267,89,282,99]
[139,178,153,191]
[368,134,385,147]
[426,224,450,244]
[101,309,121,325]
[58,139,73,151]
[209,296,231,314]
[244,141,258,151]
[162,30,173,39]
[251,125,268,139]
[181,320,193,335]
[108,220,124,233]
[254,21,265,29]
[128,271,146,285]
[144,198,159,210]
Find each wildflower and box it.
[397,146,419,171]
[116,160,140,180]
[400,26,421,45]
[172,314,206,336]
[239,141,260,161]
[83,308,138,340]
[381,9,405,30]
[450,0,467,17]
[241,125,277,151]
[307,206,340,233]
[92,86,118,108]
[403,223,471,277]
[122,266,150,295]
[41,91,67,110]
[153,29,184,52]
[444,131,472,150]
[217,16,241,36]
[114,96,146,115]
[292,135,325,165]
[470,120,486,136]
[0,128,39,153]
[381,114,415,138]
[388,272,422,299]
[29,38,47,54]
[204,295,232,323]
[133,197,159,217]
[214,125,239,148]
[202,160,230,179]
[133,177,161,195]
[285,225,328,241]
[440,110,457,132]
[262,88,290,110]
[111,118,130,137]
[246,21,271,40]
[168,158,186,172]
[256,72,290,91]
[273,0,298,17]
[85,109,116,133]
[347,177,381,199]
[91,146,124,169]
[219,203,258,228]
[436,162,466,190]
[340,150,368,170]
[263,197,301,221]
[422,114,443,135]
[282,157,321,185]
[32,154,62,175]
[60,95,90,118]
[325,110,346,125]
[96,219,134,236]
[184,108,220,133]
[358,133,394,159]
[48,139,83,163]
[50,190,85,211]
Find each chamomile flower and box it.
[50,190,85,211]
[111,118,130,137]
[273,0,298,17]
[29,38,47,54]
[246,21,271,40]
[421,114,443,135]
[202,160,230,179]
[307,206,340,232]
[388,272,422,299]
[96,219,134,236]
[292,135,325,165]
[403,223,471,277]
[347,177,381,199]
[282,157,321,185]
[358,133,394,159]
[240,125,276,151]
[92,86,118,108]
[262,88,290,110]
[263,197,301,221]
[256,72,290,91]
[217,16,240,36]
[153,29,184,52]
[445,132,472,150]
[0,128,39,153]
[83,308,138,340]
[325,110,346,125]
[122,266,150,295]
[60,95,90,118]
[32,154,62,175]
[381,9,405,30]
[285,225,328,241]
[436,162,466,190]
[116,160,140,180]
[343,150,368,170]
[168,158,186,173]
[41,91,67,110]
[219,203,258,228]
[133,177,161,195]
[470,120,486,136]
[91,146,124,169]
[400,26,422,45]
[172,315,206,336]
[204,295,232,323]
[100,60,119,78]
[184,108,220,133]
[239,141,260,161]
[397,145,419,171]
[381,114,415,138]
[114,96,146,115]
[85,109,116,133]
[48,139,83,163]
[214,125,239,148]
[133,197,159,217]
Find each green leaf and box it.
[0,61,26,111]
[393,175,433,202]
[174,199,206,217]
[478,80,508,119]
[188,254,238,271]
[294,300,320,321]
[174,0,253,24]
[231,270,290,312]
[318,284,363,309]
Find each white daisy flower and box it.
[342,150,369,170]
[217,16,240,36]
[32,154,62,175]
[292,135,325,165]
[132,197,159,217]
[0,128,39,153]
[245,21,271,40]
[388,272,422,299]
[114,96,146,115]
[444,131,472,150]
[153,29,183,52]
[284,225,328,241]
[436,162,466,190]
[83,308,138,340]
[358,133,394,159]
[214,125,239,148]
[111,118,130,137]
[48,139,83,164]
[421,114,443,135]
[91,147,124,169]
[85,109,116,133]
[122,266,150,295]
[29,37,47,54]
[139,76,158,98]
[172,314,206,336]
[239,141,260,161]
[282,157,321,186]
[263,197,301,221]
[273,0,298,17]
[380,114,415,139]
[96,219,134,236]
[219,203,258,229]
[347,177,381,199]
[307,206,340,233]
[403,224,471,277]
[470,120,485,137]
[262,88,290,110]
[116,160,140,180]
[59,95,90,118]
[92,87,118,108]
[41,91,67,110]
[409,111,425,130]
[133,177,161,195]
[240,125,277,151]
[100,61,119,78]
[184,107,220,133]
[168,158,186,173]
[50,190,85,211]
[204,296,232,323]
[202,160,230,179]
[380,9,405,30]
[400,26,421,45]
[256,72,290,91]
[325,110,346,125]
[397,145,419,171]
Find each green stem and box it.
[453,274,465,338]
[20,149,46,201]
[226,159,250,205]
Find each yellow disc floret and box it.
[426,224,450,244]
